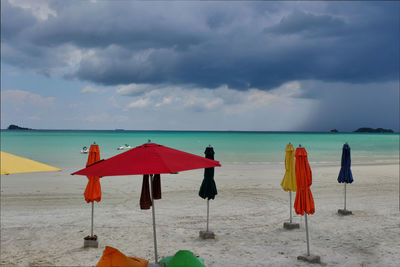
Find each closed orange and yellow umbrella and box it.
[1,151,61,175]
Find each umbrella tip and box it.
[298,144,302,148]
[93,141,96,144]
[148,139,152,143]
[208,144,212,147]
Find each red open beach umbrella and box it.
[72,141,221,263]
[294,145,316,260]
[84,143,101,239]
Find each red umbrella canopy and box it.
[72,143,221,177]
[84,144,101,203]
[294,147,315,215]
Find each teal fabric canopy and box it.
[160,250,205,267]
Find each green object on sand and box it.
[160,250,205,267]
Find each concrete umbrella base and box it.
[199,230,215,239]
[283,222,300,230]
[337,209,353,215]
[83,238,98,248]
[297,254,321,264]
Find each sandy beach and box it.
[1,162,399,266]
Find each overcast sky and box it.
[1,0,399,131]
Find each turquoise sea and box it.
[1,131,399,171]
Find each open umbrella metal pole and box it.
[150,174,158,263]
[305,213,310,256]
[91,202,94,236]
[206,199,210,232]
[289,191,293,223]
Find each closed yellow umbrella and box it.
[281,143,296,191]
[281,143,298,229]
[1,151,61,175]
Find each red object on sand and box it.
[72,143,221,177]
[84,144,102,203]
[294,147,315,215]
[72,142,221,263]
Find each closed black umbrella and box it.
[199,146,218,200]
[338,142,354,215]
[199,145,218,238]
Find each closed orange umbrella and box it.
[84,144,101,203]
[294,146,314,215]
[84,143,101,241]
[294,145,318,261]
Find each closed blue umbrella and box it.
[338,143,353,184]
[338,143,353,214]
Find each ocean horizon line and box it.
[1,129,398,134]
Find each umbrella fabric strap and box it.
[140,175,152,210]
[152,174,162,200]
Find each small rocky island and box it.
[7,124,32,130]
[354,127,393,133]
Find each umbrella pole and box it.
[289,191,292,223]
[91,202,94,236]
[206,199,210,232]
[305,213,310,256]
[344,183,347,211]
[150,174,158,263]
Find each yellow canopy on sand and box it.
[280,144,297,191]
[0,151,61,175]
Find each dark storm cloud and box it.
[300,81,399,132]
[2,1,399,90]
[267,9,348,37]
[1,0,37,40]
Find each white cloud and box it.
[270,81,302,98]
[80,85,99,94]
[117,83,150,96]
[110,82,317,130]
[1,89,55,107]
[116,82,309,115]
[65,113,129,123]
[8,0,57,20]
[127,98,150,108]
[1,89,56,128]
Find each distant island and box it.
[330,129,339,133]
[7,124,32,130]
[354,127,393,133]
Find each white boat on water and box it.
[117,144,131,150]
[81,146,89,154]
